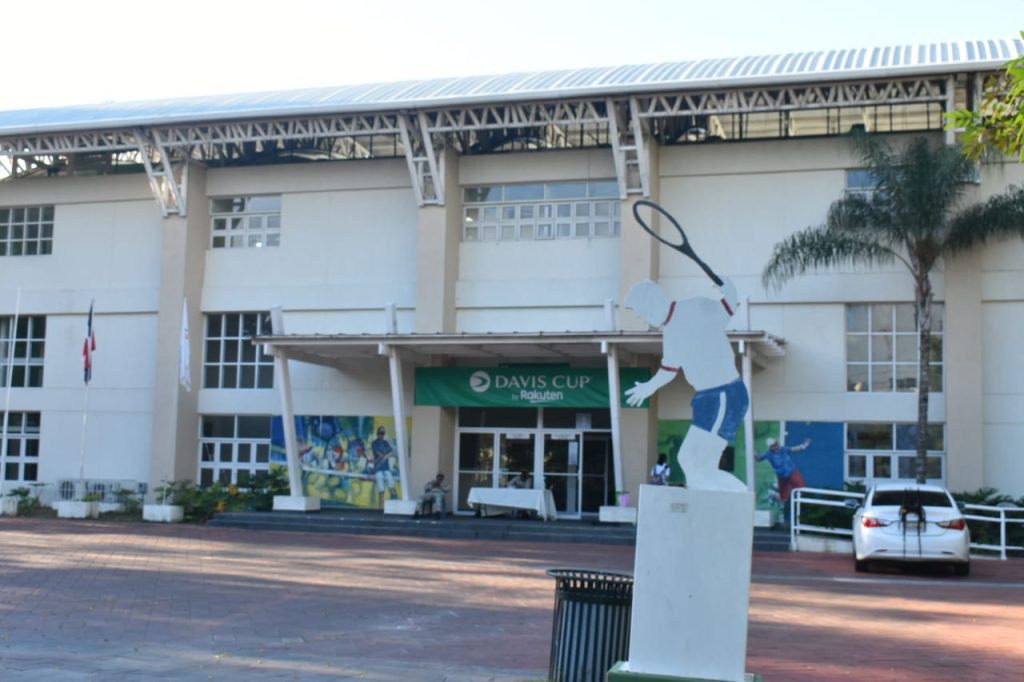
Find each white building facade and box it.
[1,39,1022,518]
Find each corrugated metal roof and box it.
[1,38,1021,136]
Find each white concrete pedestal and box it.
[273,495,321,512]
[626,485,755,682]
[384,499,418,516]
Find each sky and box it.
[2,0,1022,111]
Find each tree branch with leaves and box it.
[947,32,1024,161]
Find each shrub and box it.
[152,470,291,522]
[952,488,1024,557]
[114,487,142,515]
[9,486,42,516]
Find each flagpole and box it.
[78,300,95,498]
[78,383,90,494]
[0,287,21,497]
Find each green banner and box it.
[415,366,651,408]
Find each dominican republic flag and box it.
[83,301,96,384]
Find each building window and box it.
[2,412,41,482]
[199,415,272,486]
[462,180,620,242]
[210,196,281,249]
[0,316,45,388]
[203,313,274,389]
[845,169,879,199]
[846,422,945,483]
[0,206,54,256]
[846,303,943,393]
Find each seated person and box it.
[507,469,533,489]
[415,473,449,518]
[505,469,536,518]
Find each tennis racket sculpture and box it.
[631,199,723,287]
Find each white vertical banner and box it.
[179,298,191,392]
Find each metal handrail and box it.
[790,487,1023,560]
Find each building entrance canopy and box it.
[253,329,784,368]
[255,328,785,503]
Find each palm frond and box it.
[945,185,1024,255]
[827,193,900,247]
[761,225,899,291]
[852,137,975,243]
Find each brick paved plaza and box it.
[0,519,1021,681]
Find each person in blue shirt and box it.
[371,426,398,504]
[756,437,812,524]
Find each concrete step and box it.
[208,510,790,551]
[208,510,637,545]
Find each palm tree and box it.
[762,135,1024,483]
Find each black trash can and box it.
[547,568,634,682]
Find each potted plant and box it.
[56,491,102,519]
[143,481,185,523]
[616,490,631,507]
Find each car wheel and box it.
[953,562,970,577]
[854,558,869,573]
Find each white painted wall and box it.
[651,138,952,428]
[202,161,418,319]
[982,302,1024,496]
[0,174,163,493]
[456,150,620,332]
[30,313,157,491]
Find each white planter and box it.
[143,504,184,523]
[754,509,777,528]
[55,500,100,519]
[272,495,321,512]
[793,534,853,554]
[1,497,19,516]
[98,502,123,514]
[384,499,418,516]
[599,505,637,524]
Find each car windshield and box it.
[871,490,953,508]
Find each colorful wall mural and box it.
[658,419,844,514]
[271,415,411,508]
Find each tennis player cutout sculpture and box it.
[624,199,748,491]
[618,200,758,682]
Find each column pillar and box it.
[618,141,660,331]
[146,164,206,498]
[269,307,319,511]
[944,250,984,491]
[415,148,461,334]
[409,149,461,492]
[616,140,661,499]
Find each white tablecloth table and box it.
[467,487,558,521]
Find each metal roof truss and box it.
[0,75,955,213]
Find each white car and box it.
[850,483,971,576]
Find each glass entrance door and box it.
[581,432,613,512]
[456,432,494,512]
[543,433,581,517]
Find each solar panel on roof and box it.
[0,38,1021,137]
